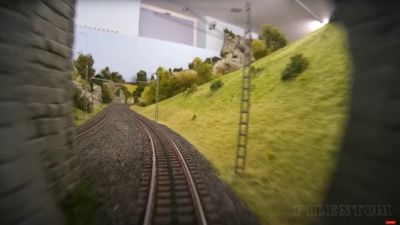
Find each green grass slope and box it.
[133,24,351,225]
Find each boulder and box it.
[213,32,250,75]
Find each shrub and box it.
[184,84,198,96]
[73,89,84,110]
[204,56,221,65]
[115,88,121,96]
[74,53,96,80]
[189,58,213,85]
[72,66,80,80]
[141,67,178,104]
[101,84,113,103]
[210,80,224,92]
[175,69,197,92]
[251,39,269,60]
[133,70,147,104]
[97,67,125,83]
[61,182,101,225]
[249,65,264,76]
[141,85,155,104]
[157,67,179,100]
[73,85,93,112]
[120,85,132,103]
[137,101,147,107]
[260,24,288,54]
[110,71,125,83]
[281,54,309,81]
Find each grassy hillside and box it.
[133,24,351,225]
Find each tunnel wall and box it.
[0,1,76,224]
[315,1,400,224]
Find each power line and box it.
[293,0,323,22]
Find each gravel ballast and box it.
[75,105,259,225]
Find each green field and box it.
[133,24,351,225]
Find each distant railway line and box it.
[76,107,112,139]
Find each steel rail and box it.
[141,122,157,225]
[76,108,111,138]
[132,112,208,225]
[158,127,208,225]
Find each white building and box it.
[74,0,256,81]
[73,0,333,81]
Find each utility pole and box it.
[90,75,94,109]
[234,2,252,174]
[155,74,159,121]
[85,65,89,119]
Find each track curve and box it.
[131,112,219,225]
[76,106,112,139]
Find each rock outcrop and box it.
[213,32,249,75]
[72,79,102,111]
[73,75,133,108]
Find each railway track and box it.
[76,107,112,139]
[131,112,220,225]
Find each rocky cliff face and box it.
[103,82,133,104]
[73,80,102,108]
[73,76,133,109]
[213,32,249,75]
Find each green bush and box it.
[184,84,198,96]
[260,24,288,54]
[204,57,221,65]
[74,53,96,80]
[251,39,269,60]
[141,85,155,104]
[133,70,147,103]
[101,84,113,103]
[249,65,264,76]
[140,67,176,105]
[210,80,224,92]
[120,85,132,103]
[189,58,213,85]
[61,182,102,225]
[137,101,147,107]
[281,54,309,81]
[97,67,125,83]
[115,88,121,96]
[175,69,197,92]
[73,89,84,110]
[73,88,92,113]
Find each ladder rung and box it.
[235,168,244,172]
[241,110,248,113]
[236,155,245,159]
[239,132,246,136]
[239,125,248,129]
[238,144,246,148]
